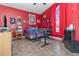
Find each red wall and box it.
[41,5,52,28]
[51,3,66,37]
[73,4,79,42]
[42,3,66,37]
[65,4,72,28]
[51,3,79,42]
[0,5,42,30]
[64,3,79,42]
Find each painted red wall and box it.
[0,5,42,30]
[51,4,58,37]
[41,5,52,28]
[62,3,79,42]
[65,4,72,27]
[59,3,66,37]
[73,4,79,42]
[51,3,66,37]
[42,3,66,37]
[64,3,78,42]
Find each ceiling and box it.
[0,3,53,14]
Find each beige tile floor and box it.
[12,38,79,56]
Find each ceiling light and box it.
[33,3,46,5]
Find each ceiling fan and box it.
[33,3,46,5]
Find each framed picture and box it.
[17,16,21,21]
[37,19,40,23]
[29,14,36,25]
[22,20,26,23]
[10,18,16,24]
[43,14,46,18]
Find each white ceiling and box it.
[0,3,53,14]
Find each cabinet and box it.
[0,32,12,56]
[16,31,23,39]
[64,30,75,43]
[64,30,79,53]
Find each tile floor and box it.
[12,38,79,56]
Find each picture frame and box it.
[29,14,36,25]
[22,20,26,23]
[10,18,16,24]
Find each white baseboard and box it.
[49,36,63,41]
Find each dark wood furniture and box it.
[64,30,79,53]
[64,30,75,43]
[16,31,23,39]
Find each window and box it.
[56,5,60,32]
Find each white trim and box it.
[49,36,63,41]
